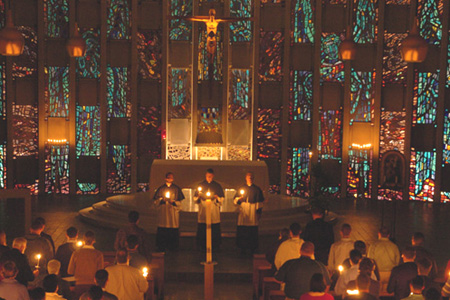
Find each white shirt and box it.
[334,264,378,296]
[105,264,148,300]
[0,278,30,300]
[45,292,66,300]
[274,237,305,270]
[328,237,354,271]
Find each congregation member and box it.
[24,219,54,271]
[266,227,290,269]
[83,286,103,300]
[301,207,334,265]
[153,172,185,252]
[0,237,35,286]
[411,232,438,279]
[334,249,363,296]
[194,168,224,251]
[233,172,265,254]
[346,258,381,298]
[114,211,149,258]
[300,273,334,300]
[425,288,441,300]
[127,235,148,270]
[43,274,66,300]
[80,270,118,300]
[0,230,9,257]
[29,287,45,300]
[402,276,425,300]
[343,274,377,300]
[416,258,439,295]
[55,226,79,277]
[274,223,304,270]
[368,226,400,272]
[328,223,354,272]
[342,240,380,280]
[68,231,104,286]
[105,249,148,300]
[387,246,418,300]
[35,217,56,256]
[46,259,72,300]
[275,242,331,299]
[0,261,30,300]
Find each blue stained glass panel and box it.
[292,0,315,44]
[320,33,344,82]
[44,0,69,38]
[198,27,223,81]
[229,69,251,120]
[418,0,443,45]
[353,0,377,44]
[350,70,375,123]
[76,106,101,156]
[0,144,5,189]
[259,31,284,81]
[318,110,342,160]
[413,72,439,124]
[170,0,192,41]
[107,67,130,118]
[409,151,436,201]
[230,0,252,42]
[137,30,162,80]
[77,29,100,79]
[347,148,372,198]
[107,145,131,194]
[107,0,130,39]
[45,67,69,117]
[77,183,99,195]
[45,144,69,194]
[169,68,191,119]
[198,107,221,135]
[290,70,313,121]
[287,147,310,197]
[443,109,450,164]
[441,191,450,202]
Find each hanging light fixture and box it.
[400,17,428,63]
[0,9,24,56]
[66,22,86,57]
[339,25,357,61]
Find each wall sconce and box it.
[339,26,357,61]
[400,17,428,63]
[66,22,86,57]
[0,9,24,56]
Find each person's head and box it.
[289,223,301,238]
[87,285,103,300]
[206,168,214,182]
[311,207,324,219]
[279,228,290,241]
[43,274,59,293]
[126,235,139,250]
[165,172,174,184]
[0,229,6,246]
[349,249,362,266]
[128,210,140,224]
[66,227,78,240]
[12,237,27,253]
[410,276,424,294]
[94,269,109,288]
[116,248,128,264]
[47,259,61,275]
[1,261,18,279]
[356,274,371,292]
[402,246,416,262]
[424,288,441,300]
[358,257,374,276]
[309,273,326,292]
[29,287,46,300]
[379,226,390,238]
[30,218,45,234]
[412,232,425,246]
[354,240,367,255]
[245,172,254,185]
[416,257,432,276]
[84,231,95,245]
[209,8,216,17]
[300,241,314,258]
[341,224,351,238]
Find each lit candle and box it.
[240,189,244,196]
[76,241,83,247]
[338,265,344,273]
[142,267,148,278]
[205,198,212,263]
[165,191,170,199]
[206,191,211,198]
[346,290,359,295]
[35,254,41,268]
[198,187,202,192]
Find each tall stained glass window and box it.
[198,28,223,81]
[318,110,342,160]
[417,0,443,45]
[230,0,252,42]
[169,68,191,119]
[383,33,407,84]
[287,147,310,197]
[138,106,161,159]
[107,145,131,193]
[229,69,251,120]
[291,0,315,44]
[107,67,130,118]
[44,0,69,38]
[409,151,436,201]
[77,29,100,79]
[347,148,372,198]
[259,31,284,81]
[441,110,450,201]
[413,72,439,124]
[45,144,70,194]
[76,106,101,156]
[45,67,69,118]
[13,27,37,78]
[290,70,313,121]
[107,0,131,39]
[353,0,377,44]
[170,0,192,41]
[257,108,281,159]
[350,70,375,123]
[379,111,406,154]
[320,33,344,82]
[137,30,162,80]
[0,145,5,189]
[12,105,38,157]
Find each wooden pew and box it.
[262,277,281,300]
[253,254,273,299]
[150,252,165,300]
[269,290,286,300]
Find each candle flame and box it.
[206,191,211,197]
[36,254,41,260]
[47,139,67,144]
[240,189,244,195]
[338,265,344,272]
[77,241,83,247]
[165,191,170,198]
[198,187,202,192]
[351,143,372,149]
[142,267,148,277]
[347,290,359,295]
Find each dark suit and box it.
[301,218,334,265]
[387,262,418,300]
[0,248,34,286]
[55,242,77,277]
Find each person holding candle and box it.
[114,211,149,259]
[153,172,185,252]
[194,168,225,252]
[24,219,54,273]
[0,238,35,287]
[233,172,264,254]
[55,226,78,277]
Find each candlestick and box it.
[35,254,41,268]
[205,199,212,263]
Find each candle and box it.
[240,189,244,196]
[142,267,148,278]
[198,187,202,192]
[205,199,212,263]
[76,241,83,247]
[165,191,170,199]
[346,290,359,295]
[338,265,344,273]
[36,254,41,268]
[206,191,211,198]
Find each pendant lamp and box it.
[66,23,86,57]
[400,18,428,63]
[339,26,357,61]
[0,10,24,56]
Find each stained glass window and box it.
[107,67,130,118]
[13,27,37,78]
[380,111,406,154]
[137,30,162,80]
[443,109,450,164]
[138,106,161,158]
[77,183,99,195]
[167,144,191,160]
[441,191,450,202]
[12,105,38,157]
[107,145,131,193]
[77,29,100,79]
[107,0,131,39]
[228,145,250,160]
[318,110,342,160]
[347,148,372,198]
[385,0,409,3]
[198,27,223,81]
[170,0,192,41]
[169,68,191,119]
[198,107,221,136]
[0,144,5,189]
[291,0,315,44]
[76,106,101,156]
[353,0,377,44]
[409,151,436,201]
[0,61,4,117]
[290,70,313,121]
[230,0,252,42]
[287,147,310,197]
[413,72,439,124]
[320,33,344,82]
[229,69,251,120]
[350,70,375,123]
[257,108,281,159]
[259,31,284,81]
[45,67,69,118]
[383,33,407,84]
[417,0,443,45]
[45,144,69,194]
[44,0,69,38]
